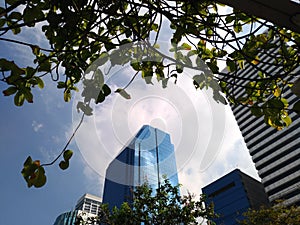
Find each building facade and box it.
[225,38,300,205]
[53,193,102,225]
[75,193,102,216]
[202,169,269,225]
[102,125,179,209]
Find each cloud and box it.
[177,105,259,197]
[32,120,43,132]
[71,40,259,198]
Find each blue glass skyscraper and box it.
[102,125,179,209]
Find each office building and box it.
[53,193,102,225]
[225,38,300,205]
[75,193,102,216]
[102,125,179,209]
[202,169,269,225]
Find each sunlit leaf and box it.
[64,90,71,102]
[251,56,260,65]
[281,114,292,127]
[274,87,281,97]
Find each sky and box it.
[0,6,259,225]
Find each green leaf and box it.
[3,86,17,96]
[274,87,281,97]
[23,6,44,25]
[281,114,292,127]
[57,81,65,89]
[10,25,21,34]
[35,77,44,89]
[64,90,71,102]
[96,92,105,103]
[21,156,34,178]
[14,91,25,106]
[176,64,183,73]
[115,88,131,99]
[25,66,36,77]
[30,45,40,56]
[33,167,47,188]
[38,60,51,72]
[193,74,206,89]
[281,98,289,108]
[206,61,219,73]
[102,84,111,96]
[63,150,73,161]
[226,59,236,72]
[21,157,46,188]
[59,160,69,170]
[77,102,93,115]
[233,22,242,33]
[8,11,22,20]
[238,60,244,69]
[213,91,227,105]
[131,62,141,71]
[250,105,263,117]
[0,19,5,28]
[5,0,19,5]
[268,98,284,110]
[181,43,192,50]
[22,87,33,103]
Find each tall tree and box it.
[75,179,216,225]
[239,202,300,225]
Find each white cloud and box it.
[71,40,259,198]
[32,120,43,132]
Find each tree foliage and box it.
[1,0,300,187]
[75,179,216,225]
[1,0,300,126]
[239,202,300,225]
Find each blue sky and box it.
[0,7,259,225]
[0,76,102,224]
[0,31,101,223]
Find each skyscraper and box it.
[102,125,179,209]
[202,169,269,225]
[225,38,300,205]
[53,193,102,225]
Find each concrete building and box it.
[224,37,300,205]
[53,193,102,225]
[75,193,102,216]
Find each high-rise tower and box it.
[102,125,179,209]
[225,38,300,205]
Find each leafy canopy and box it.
[1,0,300,187]
[239,202,300,225]
[75,179,216,225]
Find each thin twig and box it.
[41,113,85,167]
